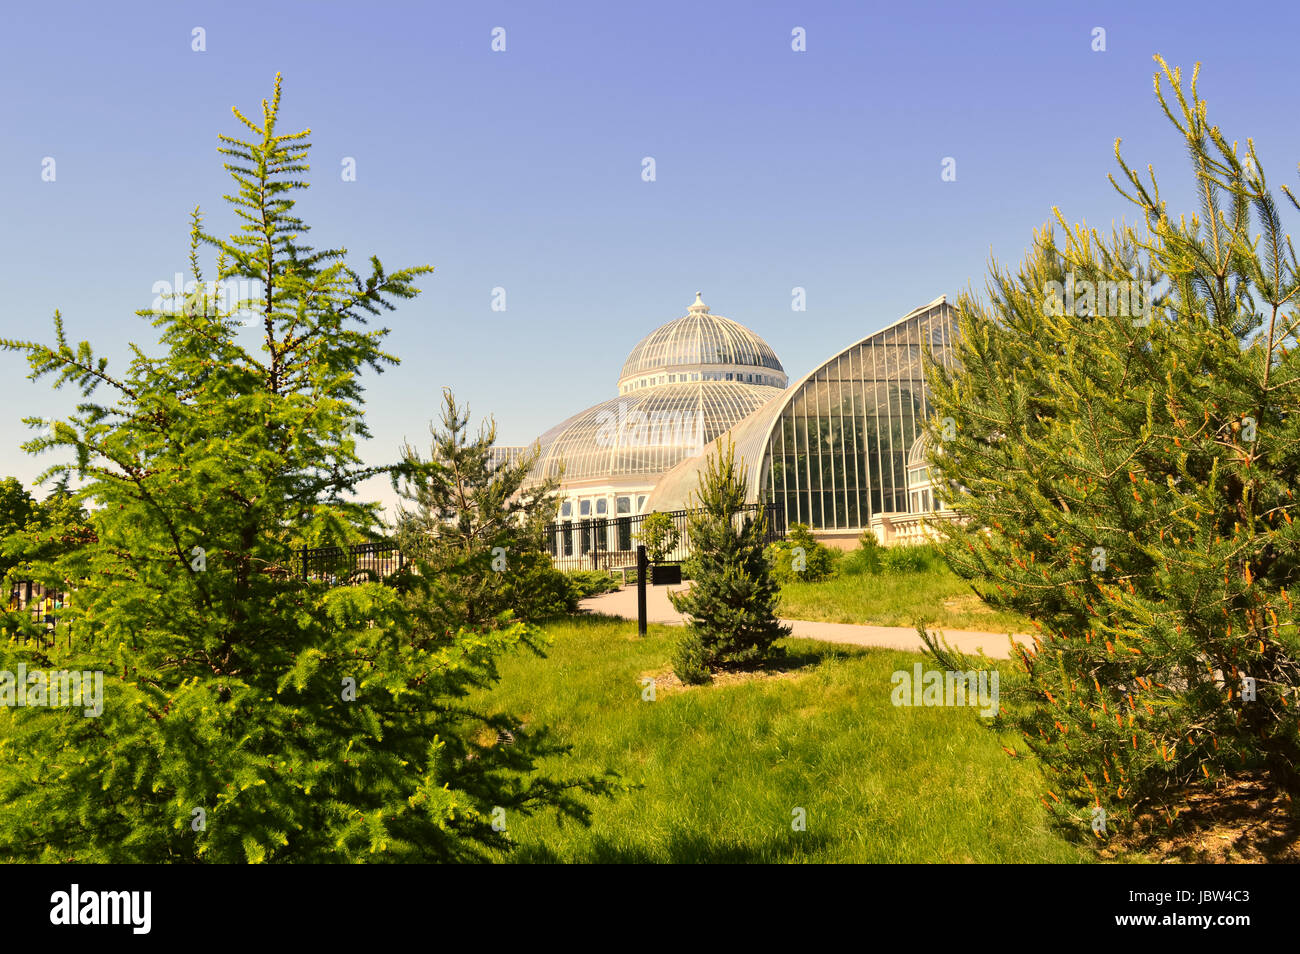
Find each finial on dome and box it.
[689,291,708,313]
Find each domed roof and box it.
[530,381,782,486]
[907,432,932,469]
[617,294,787,392]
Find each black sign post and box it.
[636,544,648,637]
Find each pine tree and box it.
[0,76,602,862]
[393,388,570,625]
[925,57,1300,833]
[669,440,789,683]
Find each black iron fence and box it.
[1,541,402,647]
[5,506,784,624]
[299,541,405,583]
[6,579,75,648]
[543,502,786,571]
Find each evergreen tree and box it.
[0,76,600,862]
[925,57,1300,833]
[0,478,36,539]
[0,479,37,581]
[1,477,92,648]
[669,440,789,683]
[4,478,95,590]
[393,388,570,625]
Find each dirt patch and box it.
[1101,775,1299,863]
[640,663,807,697]
[941,595,997,616]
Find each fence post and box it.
[300,545,307,581]
[636,544,648,637]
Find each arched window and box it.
[906,435,941,514]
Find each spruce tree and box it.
[925,57,1300,833]
[393,388,570,625]
[669,440,789,683]
[0,76,601,862]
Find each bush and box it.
[880,543,943,574]
[768,522,838,583]
[636,511,679,563]
[501,551,578,620]
[670,629,712,685]
[840,529,885,576]
[564,570,621,601]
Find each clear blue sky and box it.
[3,0,1298,516]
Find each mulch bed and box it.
[639,664,807,697]
[1101,774,1299,863]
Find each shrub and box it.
[840,529,885,576]
[501,550,579,619]
[880,543,943,574]
[670,629,712,686]
[768,522,837,583]
[564,570,621,601]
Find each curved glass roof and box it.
[907,432,932,469]
[529,381,782,486]
[617,293,787,391]
[524,295,790,491]
[645,296,956,522]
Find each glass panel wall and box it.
[764,302,956,530]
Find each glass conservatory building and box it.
[517,293,957,545]
[519,293,788,525]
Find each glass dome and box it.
[526,294,788,490]
[531,381,781,484]
[617,293,787,393]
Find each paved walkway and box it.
[578,584,1032,660]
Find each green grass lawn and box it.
[469,614,1091,863]
[778,566,1033,633]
